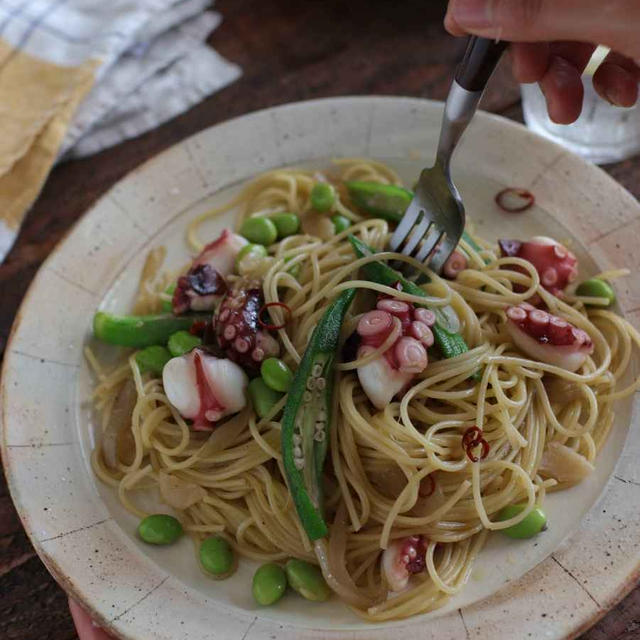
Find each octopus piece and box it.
[442,249,468,279]
[498,235,578,297]
[214,279,280,372]
[162,349,248,431]
[356,298,435,410]
[172,229,247,314]
[505,303,593,372]
[382,535,428,592]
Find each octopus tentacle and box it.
[505,303,593,372]
[214,279,280,371]
[499,236,578,298]
[356,297,436,409]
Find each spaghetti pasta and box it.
[88,159,639,621]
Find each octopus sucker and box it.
[214,279,280,371]
[356,297,435,409]
[382,535,428,592]
[505,303,593,372]
[499,236,578,298]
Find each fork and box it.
[390,36,507,274]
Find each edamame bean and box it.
[497,504,547,539]
[235,243,268,273]
[252,563,287,605]
[331,214,350,234]
[138,514,183,545]
[199,535,235,578]
[261,357,293,392]
[135,345,172,376]
[168,330,202,357]
[239,216,278,246]
[310,182,336,213]
[161,282,176,312]
[576,278,615,306]
[248,378,283,418]
[270,212,300,238]
[285,559,330,601]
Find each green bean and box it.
[285,559,330,602]
[135,345,172,375]
[270,212,300,238]
[576,278,616,306]
[331,214,351,234]
[252,563,288,605]
[161,282,176,312]
[261,357,293,392]
[137,514,183,545]
[345,180,412,221]
[239,216,278,245]
[248,378,283,418]
[167,330,202,357]
[93,311,209,348]
[235,243,268,274]
[310,182,336,213]
[497,504,547,539]
[199,535,236,578]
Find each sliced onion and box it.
[495,187,535,213]
[101,379,136,470]
[158,471,206,509]
[314,504,373,609]
[301,212,335,240]
[540,442,594,483]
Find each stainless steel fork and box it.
[390,36,507,274]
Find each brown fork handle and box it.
[455,36,508,93]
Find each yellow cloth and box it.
[0,42,95,248]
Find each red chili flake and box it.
[189,320,207,336]
[258,302,292,331]
[462,426,490,463]
[419,474,436,498]
[495,187,535,213]
[462,426,482,449]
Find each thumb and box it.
[446,0,640,60]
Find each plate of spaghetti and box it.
[3,97,640,640]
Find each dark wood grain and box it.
[1,0,639,637]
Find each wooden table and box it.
[1,0,639,637]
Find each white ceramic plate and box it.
[2,97,640,640]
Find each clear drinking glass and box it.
[521,59,640,165]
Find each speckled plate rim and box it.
[2,96,640,640]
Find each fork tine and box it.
[389,199,424,252]
[428,236,458,273]
[415,229,445,264]
[401,216,433,257]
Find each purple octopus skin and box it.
[505,302,593,372]
[172,229,247,314]
[382,535,428,592]
[356,297,436,410]
[214,279,279,371]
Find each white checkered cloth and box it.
[0,0,241,261]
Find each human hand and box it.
[445,0,640,124]
[69,597,117,640]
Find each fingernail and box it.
[604,89,623,107]
[451,0,492,28]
